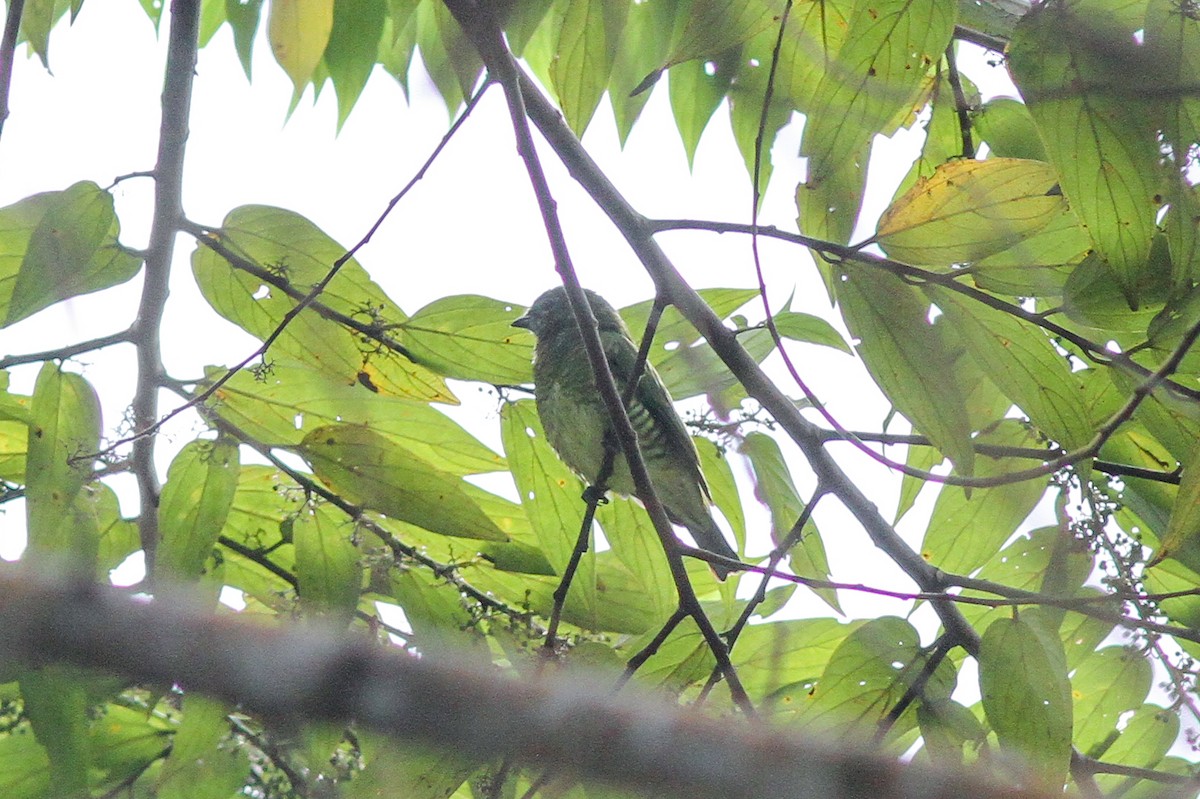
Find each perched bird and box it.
[512,286,739,579]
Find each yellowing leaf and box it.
[876,159,1072,266]
[268,0,334,90]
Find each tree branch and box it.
[133,0,201,571]
[0,567,1057,799]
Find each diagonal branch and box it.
[440,0,753,714]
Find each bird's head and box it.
[512,286,626,339]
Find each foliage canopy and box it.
[2,0,1200,797]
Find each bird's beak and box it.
[512,314,532,330]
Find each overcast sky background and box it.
[0,5,1038,633]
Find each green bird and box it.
[512,286,739,579]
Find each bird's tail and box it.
[685,513,739,580]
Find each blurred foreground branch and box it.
[0,566,1047,799]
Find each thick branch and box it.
[0,568,1051,799]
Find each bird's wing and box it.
[601,328,711,499]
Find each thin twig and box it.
[0,328,133,370]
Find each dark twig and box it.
[944,43,976,159]
[874,635,955,742]
[0,0,25,138]
[0,328,133,370]
[819,429,1181,484]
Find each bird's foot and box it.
[582,485,609,506]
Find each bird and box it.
[512,286,739,579]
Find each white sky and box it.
[0,4,1035,628]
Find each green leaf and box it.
[978,615,1073,787]
[503,0,555,55]
[191,204,453,402]
[157,437,241,585]
[652,327,774,405]
[667,0,780,65]
[1155,439,1200,565]
[205,361,503,473]
[733,618,857,703]
[876,159,1073,266]
[957,526,1093,632]
[293,504,362,624]
[426,1,483,113]
[1142,0,1200,187]
[500,400,593,575]
[973,97,1047,161]
[928,286,1093,450]
[299,424,507,541]
[608,0,678,144]
[226,0,264,78]
[770,309,851,354]
[797,617,952,738]
[24,364,101,571]
[919,422,1046,575]
[157,696,244,799]
[81,483,139,580]
[268,0,334,90]
[1008,4,1161,306]
[801,0,956,239]
[198,0,227,46]
[696,437,746,551]
[549,0,628,135]
[1092,704,1179,789]
[399,294,533,384]
[894,440,939,524]
[20,0,65,68]
[917,699,986,765]
[669,48,738,168]
[740,432,837,612]
[20,667,90,797]
[0,182,139,327]
[324,0,385,129]
[0,723,52,799]
[893,70,976,201]
[838,270,974,473]
[594,499,678,623]
[1062,251,1169,336]
[345,736,476,799]
[1072,647,1152,757]
[619,288,756,348]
